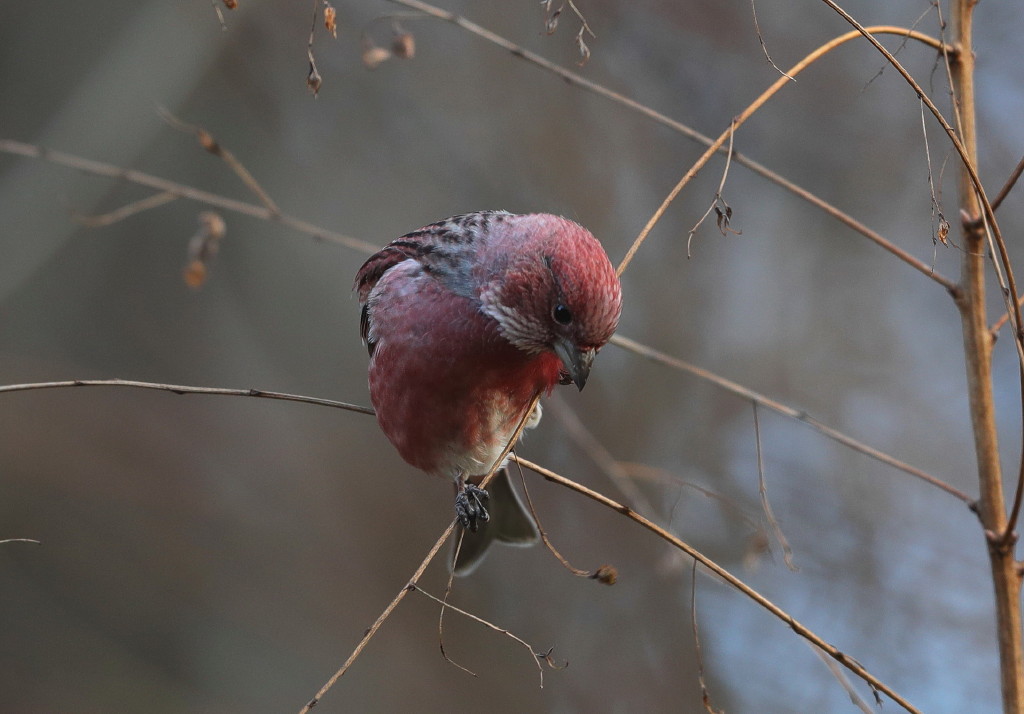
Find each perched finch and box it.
[355,211,622,574]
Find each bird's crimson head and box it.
[476,213,622,389]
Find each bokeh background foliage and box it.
[2,1,1023,711]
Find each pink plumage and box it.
[355,211,622,574]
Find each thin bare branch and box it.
[0,538,41,545]
[71,191,178,227]
[610,334,972,504]
[993,295,1024,337]
[750,0,793,81]
[298,521,457,714]
[686,118,740,258]
[920,98,950,255]
[210,0,227,30]
[752,403,797,571]
[0,379,375,415]
[615,26,954,283]
[861,5,933,93]
[807,642,875,714]
[690,561,725,714]
[513,455,922,714]
[298,394,541,713]
[932,0,964,144]
[306,0,323,94]
[411,584,547,687]
[158,107,282,216]
[547,395,657,522]
[992,154,1024,213]
[619,461,765,535]
[439,532,477,676]
[0,139,379,254]
[511,452,604,579]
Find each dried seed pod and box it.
[199,211,226,241]
[183,211,226,289]
[196,128,218,154]
[222,0,237,9]
[183,260,208,289]
[590,564,618,586]
[306,63,322,95]
[392,32,415,59]
[362,45,392,70]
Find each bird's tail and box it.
[451,468,540,575]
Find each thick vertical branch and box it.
[951,2,1024,711]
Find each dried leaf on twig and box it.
[324,2,338,38]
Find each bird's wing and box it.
[354,211,512,304]
[354,212,514,353]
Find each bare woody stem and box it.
[513,455,922,714]
[816,1,1024,366]
[948,1,1024,712]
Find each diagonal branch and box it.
[298,520,456,714]
[610,334,972,504]
[158,107,282,216]
[72,191,179,227]
[513,455,922,714]
[991,153,1024,213]
[0,139,378,255]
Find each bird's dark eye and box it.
[553,304,573,325]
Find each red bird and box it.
[355,211,622,574]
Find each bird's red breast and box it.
[357,211,621,480]
[366,259,562,477]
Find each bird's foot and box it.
[455,483,490,532]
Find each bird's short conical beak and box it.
[554,338,595,391]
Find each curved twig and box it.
[616,26,955,283]
[411,584,548,687]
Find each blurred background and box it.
[2,1,1023,711]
